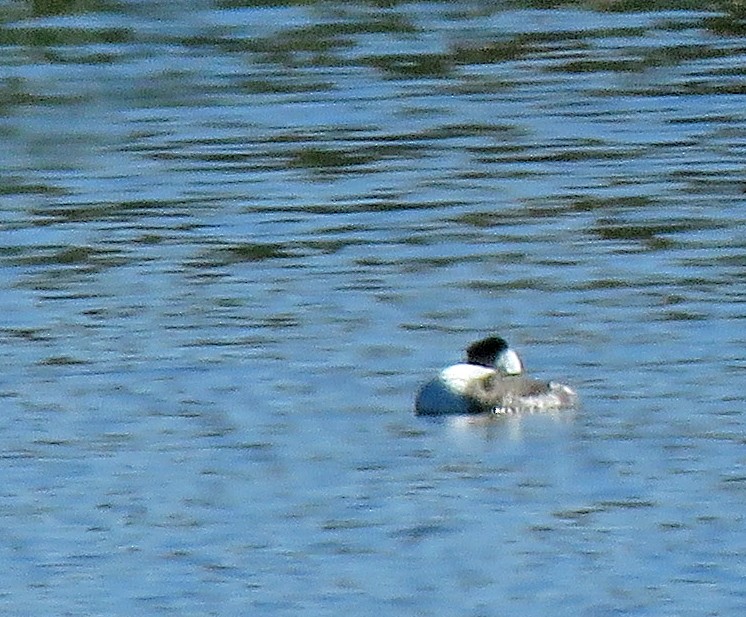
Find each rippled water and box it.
[2,1,746,615]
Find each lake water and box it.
[1,1,746,615]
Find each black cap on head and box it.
[465,336,509,368]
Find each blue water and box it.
[1,1,745,615]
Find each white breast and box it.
[414,364,494,415]
[439,363,494,394]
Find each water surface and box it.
[1,1,746,615]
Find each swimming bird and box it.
[414,336,577,415]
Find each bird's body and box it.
[415,336,577,415]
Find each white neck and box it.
[440,363,494,394]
